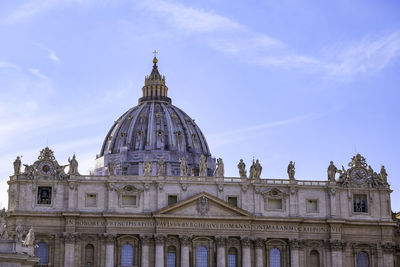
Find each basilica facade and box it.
[2,57,399,267]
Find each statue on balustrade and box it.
[287,161,295,180]
[327,161,337,182]
[215,158,224,177]
[238,159,247,178]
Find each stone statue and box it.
[157,157,165,176]
[287,161,295,180]
[179,157,188,176]
[190,167,195,176]
[15,224,23,242]
[23,227,34,246]
[215,158,224,177]
[68,154,79,175]
[367,165,374,177]
[380,165,388,184]
[249,159,255,179]
[55,164,68,180]
[23,164,35,179]
[0,223,8,240]
[327,161,337,181]
[337,165,349,185]
[13,156,21,175]
[143,158,152,176]
[199,154,208,176]
[108,158,116,176]
[254,159,262,179]
[237,159,247,178]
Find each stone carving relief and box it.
[197,196,209,215]
[23,227,35,246]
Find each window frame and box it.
[36,186,53,206]
[227,196,238,207]
[85,193,98,207]
[353,194,369,214]
[306,199,319,213]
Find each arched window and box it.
[121,244,134,266]
[196,245,208,267]
[167,246,177,267]
[310,250,320,267]
[269,248,281,267]
[228,247,238,267]
[85,244,94,266]
[36,242,48,264]
[357,251,369,267]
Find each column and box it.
[104,234,115,267]
[241,237,251,267]
[63,233,76,267]
[382,242,395,267]
[141,235,152,267]
[289,239,300,267]
[254,239,264,267]
[155,235,166,267]
[215,237,226,267]
[180,235,191,267]
[330,240,345,267]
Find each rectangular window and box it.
[227,196,238,207]
[85,194,97,207]
[122,195,137,206]
[353,194,368,213]
[268,199,283,210]
[168,195,178,205]
[37,187,52,205]
[306,199,318,213]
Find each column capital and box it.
[103,233,116,244]
[289,239,302,249]
[381,241,396,253]
[329,239,346,251]
[141,235,153,245]
[63,232,78,243]
[241,237,251,248]
[180,235,192,246]
[254,238,265,249]
[154,234,166,245]
[215,236,226,247]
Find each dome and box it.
[94,57,215,176]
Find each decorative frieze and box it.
[103,233,116,244]
[154,234,166,245]
[63,232,78,243]
[289,239,302,249]
[254,238,265,248]
[215,236,226,247]
[329,239,346,251]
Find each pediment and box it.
[154,192,253,218]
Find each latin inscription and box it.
[68,219,341,233]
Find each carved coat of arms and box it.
[197,196,209,215]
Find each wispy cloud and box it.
[28,68,50,80]
[325,32,400,76]
[208,115,308,148]
[34,43,61,63]
[0,61,20,70]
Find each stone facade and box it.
[2,58,399,267]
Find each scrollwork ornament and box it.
[217,184,224,192]
[69,182,78,191]
[181,183,188,191]
[144,183,150,191]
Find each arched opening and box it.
[36,242,48,265]
[269,248,281,267]
[167,246,177,267]
[121,243,134,266]
[228,247,238,267]
[310,250,320,267]
[357,251,369,267]
[84,244,94,266]
[196,245,208,267]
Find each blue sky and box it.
[0,0,399,210]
